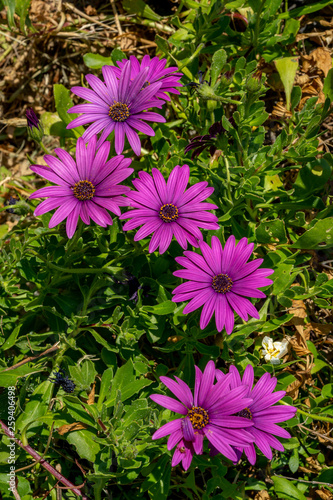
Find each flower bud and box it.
[26,108,44,143]
[245,72,263,93]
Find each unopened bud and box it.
[26,108,44,143]
[245,72,263,93]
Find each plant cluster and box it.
[0,0,333,499]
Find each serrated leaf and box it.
[67,429,100,462]
[211,49,227,86]
[155,35,170,54]
[105,359,153,407]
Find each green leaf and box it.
[282,0,333,18]
[3,0,16,29]
[211,49,227,87]
[15,0,31,33]
[322,384,333,398]
[111,48,127,64]
[122,0,161,21]
[0,365,41,387]
[289,450,299,473]
[317,467,333,484]
[274,57,299,111]
[0,325,21,351]
[67,429,100,462]
[311,359,329,374]
[64,398,96,427]
[83,53,112,69]
[155,35,170,54]
[291,218,333,249]
[293,159,332,197]
[256,220,287,244]
[105,359,153,407]
[323,68,333,102]
[53,84,85,137]
[290,85,302,110]
[272,477,307,500]
[16,381,53,435]
[141,301,176,315]
[81,360,97,387]
[97,367,113,409]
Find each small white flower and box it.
[261,336,289,365]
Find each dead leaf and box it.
[315,489,333,500]
[254,491,270,500]
[288,336,312,356]
[302,48,333,77]
[286,378,303,399]
[87,382,95,405]
[305,323,333,337]
[57,422,88,435]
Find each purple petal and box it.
[183,289,213,314]
[49,199,78,228]
[221,235,236,274]
[167,429,183,450]
[149,394,187,415]
[198,360,216,407]
[30,165,70,187]
[199,294,217,330]
[151,419,182,440]
[66,203,81,238]
[194,366,203,407]
[34,197,64,216]
[160,376,193,408]
[114,123,125,155]
[124,123,141,156]
[181,417,195,441]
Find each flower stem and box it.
[280,401,333,424]
[39,141,51,155]
[296,408,333,424]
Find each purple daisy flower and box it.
[150,360,255,471]
[66,60,166,155]
[30,135,133,238]
[119,164,219,254]
[172,235,274,334]
[111,55,183,101]
[215,365,297,464]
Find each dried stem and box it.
[0,420,88,499]
[110,0,123,35]
[3,342,60,372]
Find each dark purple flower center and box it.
[109,101,130,122]
[187,406,209,430]
[212,273,233,294]
[73,180,95,201]
[236,407,253,419]
[159,203,179,223]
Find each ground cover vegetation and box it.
[0,0,333,499]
